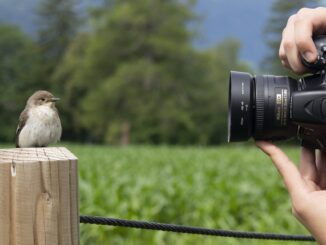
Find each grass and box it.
[66,143,312,245]
[0,143,314,244]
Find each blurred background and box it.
[0,0,322,244]
[2,0,318,145]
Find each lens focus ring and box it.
[254,76,265,138]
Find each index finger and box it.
[294,16,318,62]
[295,8,326,62]
[256,141,306,198]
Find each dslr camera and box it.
[228,36,326,149]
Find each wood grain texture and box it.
[0,147,79,245]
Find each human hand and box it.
[256,141,326,245]
[279,7,326,74]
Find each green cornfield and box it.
[61,143,312,245]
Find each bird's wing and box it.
[15,108,29,148]
[54,107,62,141]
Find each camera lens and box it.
[228,71,254,142]
[228,71,297,142]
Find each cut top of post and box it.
[0,147,77,163]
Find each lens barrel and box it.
[228,71,254,142]
[253,75,296,140]
[228,71,297,143]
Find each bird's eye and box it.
[40,98,45,101]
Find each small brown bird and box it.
[16,90,62,148]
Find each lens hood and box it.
[228,71,253,142]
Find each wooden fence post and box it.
[0,147,79,245]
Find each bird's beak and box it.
[49,98,60,102]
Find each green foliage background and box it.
[68,143,310,244]
[0,0,320,145]
[0,25,43,141]
[0,0,253,145]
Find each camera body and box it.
[228,36,326,149]
[292,72,326,149]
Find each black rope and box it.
[80,215,315,242]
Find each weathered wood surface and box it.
[0,147,79,245]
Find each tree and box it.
[0,25,42,142]
[55,0,204,144]
[263,0,319,74]
[37,0,78,89]
[54,0,252,145]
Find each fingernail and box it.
[303,51,316,62]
